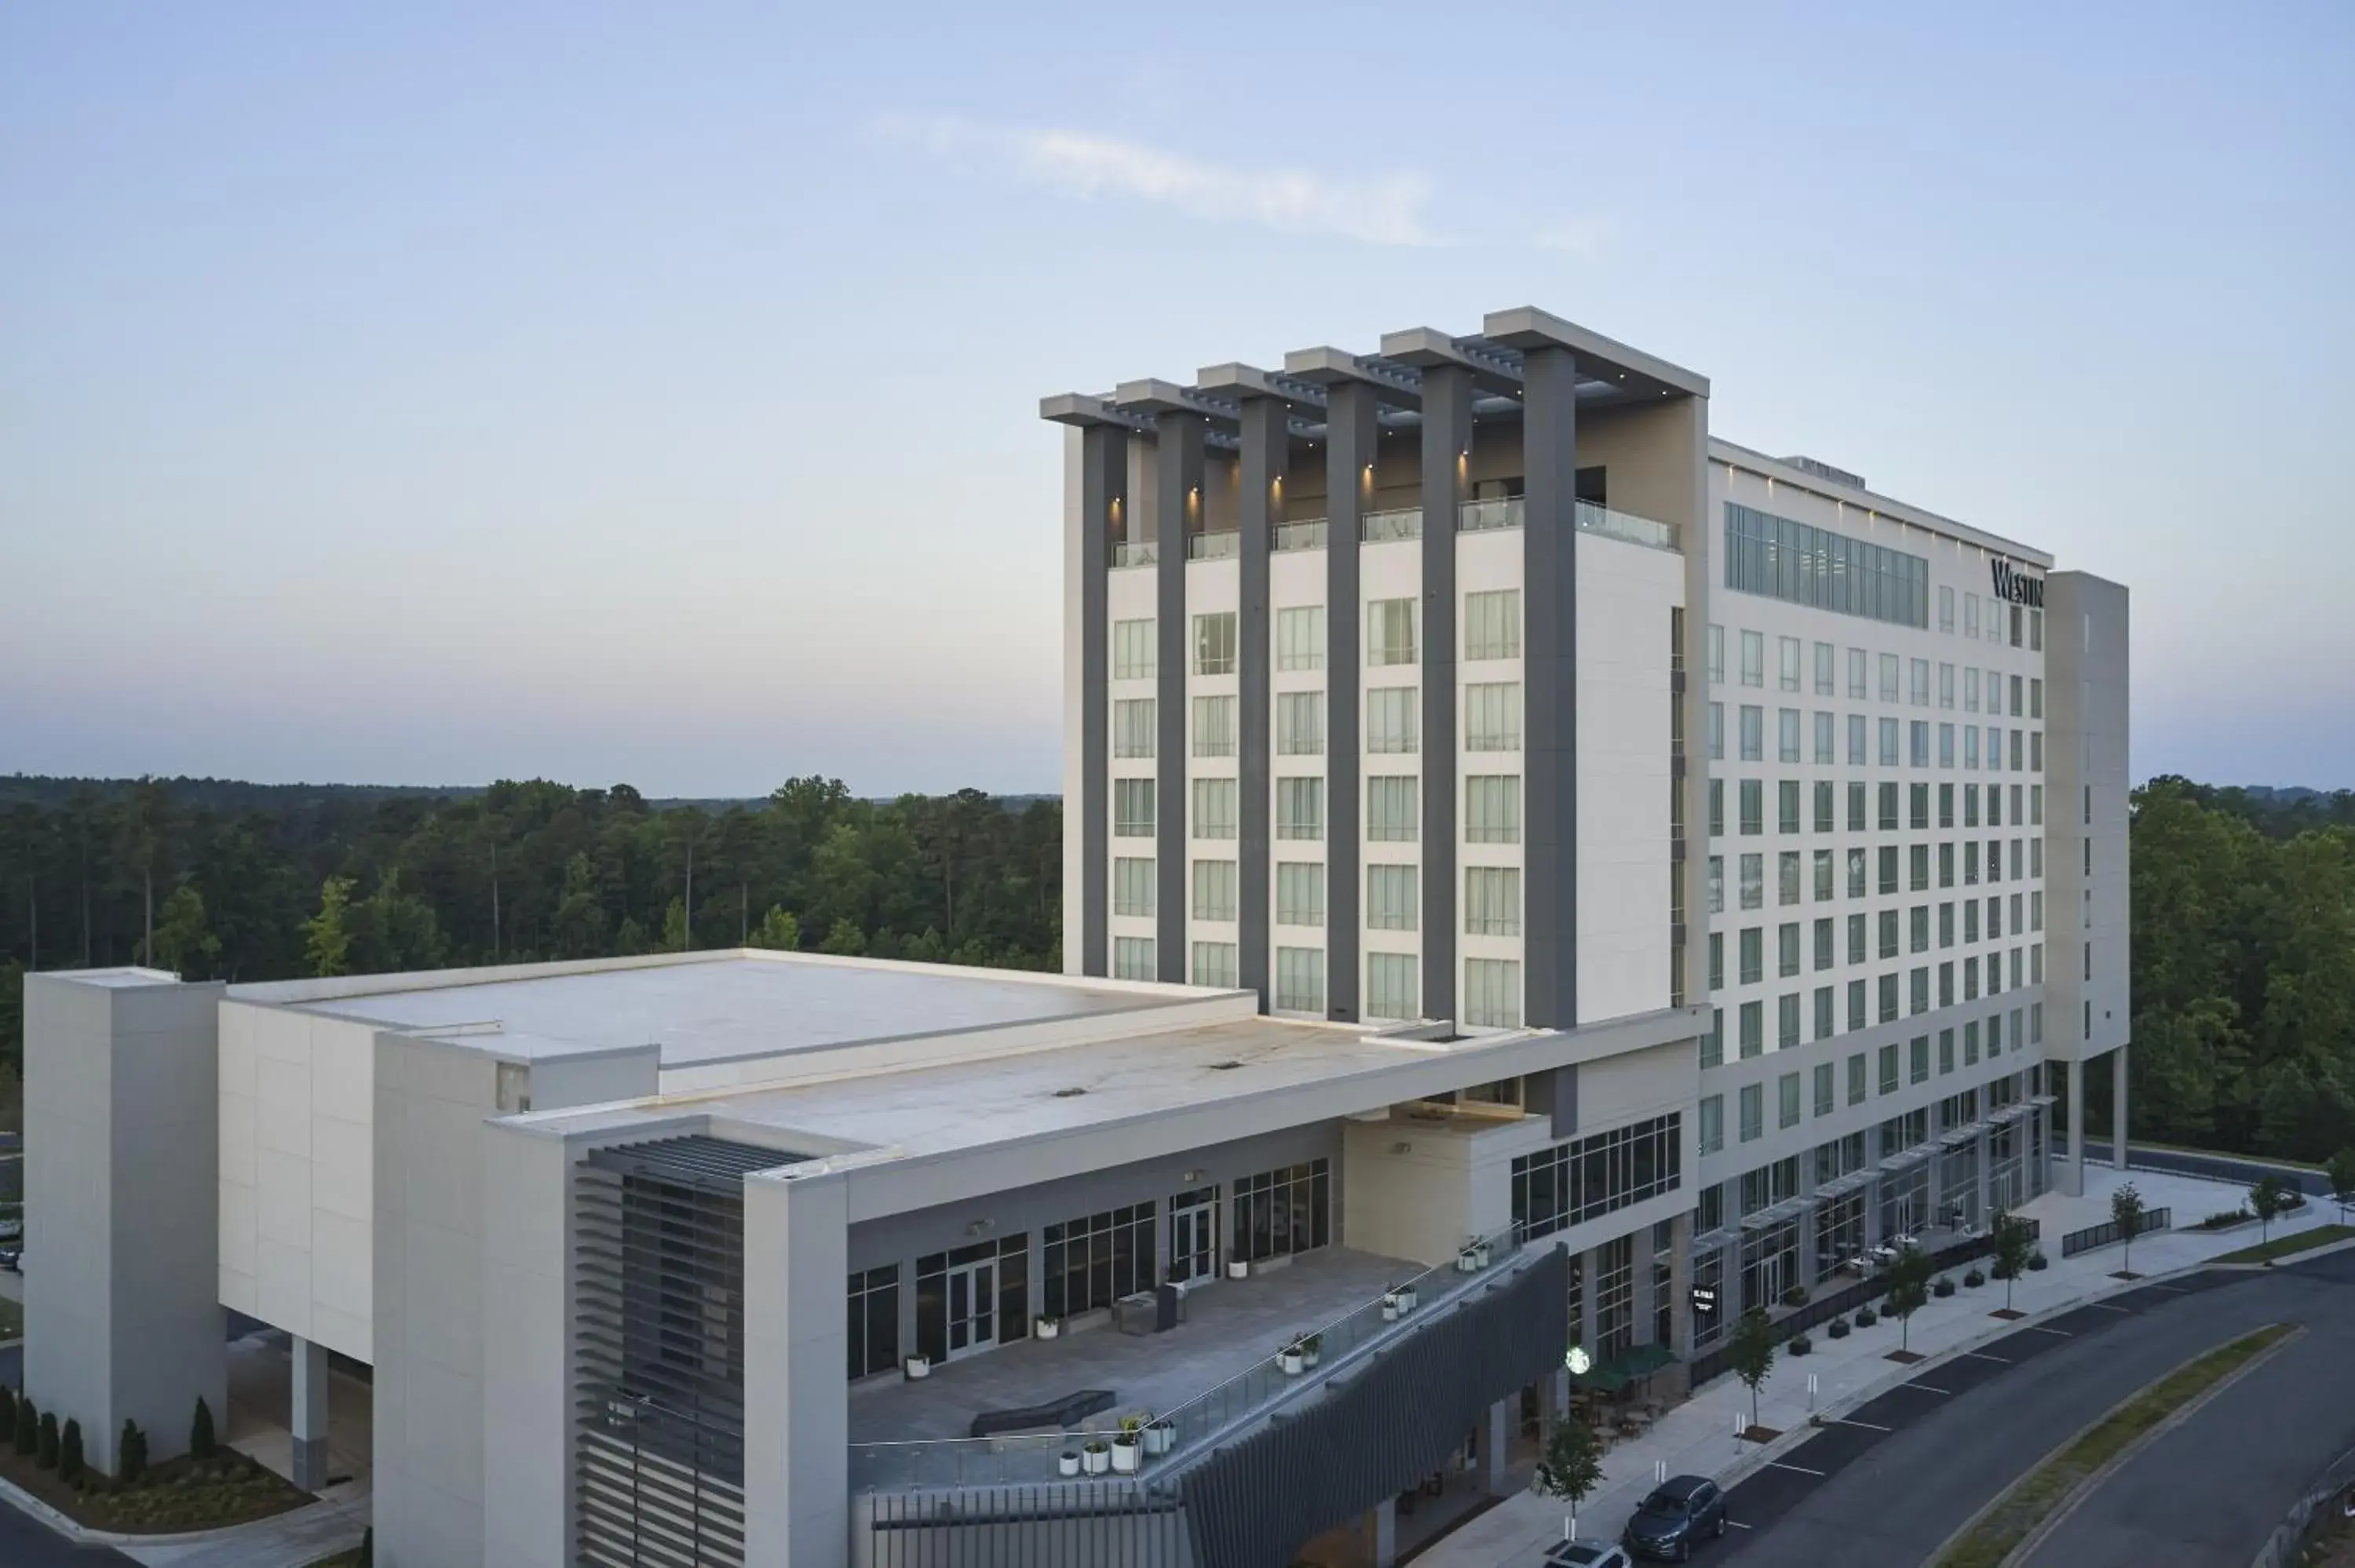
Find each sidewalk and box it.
[1415,1164,2341,1566]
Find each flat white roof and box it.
[252,953,1183,1067]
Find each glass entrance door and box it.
[946,1259,996,1359]
[1167,1187,1218,1284]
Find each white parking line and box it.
[1772,1461,1828,1477]
[1900,1382,1954,1395]
[2145,1283,2190,1293]
[1728,1519,1754,1530]
[2025,1325,2072,1336]
[1961,1351,2011,1363]
[1835,1417,1894,1431]
[2087,1302,2133,1313]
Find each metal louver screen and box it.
[575,1136,799,1568]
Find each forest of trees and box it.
[1,772,2351,1164]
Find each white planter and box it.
[1143,1423,1175,1457]
[1382,1298,1400,1322]
[1397,1286,1418,1312]
[1082,1446,1111,1475]
[1112,1439,1141,1475]
[1058,1452,1081,1478]
[1035,1317,1061,1340]
[1473,1243,1492,1268]
[1455,1253,1476,1273]
[904,1356,932,1380]
[1304,1347,1320,1369]
[1228,1260,1250,1281]
[1280,1351,1305,1376]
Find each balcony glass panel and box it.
[1112,541,1159,568]
[1273,519,1327,552]
[1459,498,1523,533]
[1188,531,1240,561]
[1361,508,1422,544]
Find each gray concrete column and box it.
[2111,1045,2130,1170]
[1324,385,1375,1022]
[1976,1128,1993,1225]
[1419,364,1472,1021]
[1631,1234,1658,1346]
[743,1166,852,1568]
[1576,1247,1600,1355]
[1368,1496,1399,1568]
[1154,411,1205,983]
[1864,1172,1885,1249]
[1481,1397,1511,1495]
[2064,1058,2086,1197]
[1077,425,1126,978]
[290,1335,329,1491]
[1521,344,1580,1028]
[1236,397,1282,1008]
[1667,1213,1694,1359]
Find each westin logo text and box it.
[1989,559,2044,607]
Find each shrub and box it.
[1963,1268,1986,1288]
[13,1394,34,1457]
[2028,1253,2049,1271]
[1827,1317,1851,1340]
[1789,1333,1813,1355]
[360,1526,374,1566]
[1781,1285,1810,1307]
[2200,1209,2251,1231]
[38,1410,58,1469]
[119,1419,148,1484]
[0,1385,13,1437]
[190,1396,217,1460]
[59,1418,83,1486]
[1856,1306,1879,1327]
[1933,1276,1956,1297]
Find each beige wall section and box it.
[743,1165,852,1568]
[2044,571,2132,1062]
[1063,424,1088,975]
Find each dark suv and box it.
[1622,1474,1728,1561]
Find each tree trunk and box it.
[490,842,501,961]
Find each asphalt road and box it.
[1716,1256,2355,1568]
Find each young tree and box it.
[1885,1243,1933,1354]
[2249,1174,2289,1247]
[38,1410,59,1469]
[1730,1307,1776,1433]
[13,1393,35,1457]
[747,906,801,952]
[2330,1148,2355,1220]
[58,1417,83,1486]
[1991,1213,2035,1312]
[1533,1412,1605,1539]
[190,1395,216,1460]
[2112,1182,2147,1276]
[119,1419,148,1484]
[145,883,221,977]
[302,877,356,979]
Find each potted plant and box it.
[1112,1429,1141,1475]
[1395,1282,1418,1313]
[1781,1285,1809,1307]
[1789,1333,1813,1356]
[1279,1340,1306,1376]
[1036,1315,1062,1340]
[1856,1305,1879,1327]
[1300,1333,1323,1369]
[1081,1439,1112,1476]
[1382,1292,1401,1322]
[1933,1275,1955,1298]
[1059,1450,1081,1478]
[2028,1252,2049,1271]
[1142,1416,1175,1457]
[1963,1267,1986,1289]
[1228,1253,1251,1282]
[1827,1316,1851,1340]
[904,1354,933,1380]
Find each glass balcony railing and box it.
[1273,519,1327,552]
[1578,500,1680,552]
[1459,497,1523,533]
[1188,531,1240,561]
[845,1221,1539,1494]
[1361,508,1422,544]
[1112,541,1158,568]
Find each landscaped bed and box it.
[1930,1322,2297,1568]
[0,1393,311,1535]
[2214,1224,2355,1267]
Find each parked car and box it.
[0,1248,20,1273]
[1543,1542,1632,1568]
[1623,1474,1729,1561]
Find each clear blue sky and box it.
[4,2,2349,797]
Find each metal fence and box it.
[1689,1223,2036,1387]
[2058,1206,2171,1260]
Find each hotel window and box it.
[1847,912,1867,964]
[1939,1028,1955,1074]
[1707,622,1725,684]
[1988,727,2003,770]
[1845,782,1865,832]
[1910,721,1930,768]
[1813,782,1835,834]
[1740,629,1764,687]
[1463,589,1522,660]
[1813,915,1835,969]
[1939,585,1955,633]
[1113,779,1156,837]
[1780,1070,1802,1127]
[1964,727,1981,769]
[1740,780,1764,836]
[1813,851,1834,903]
[1042,1202,1156,1319]
[1940,783,1956,828]
[1964,593,1981,639]
[1740,705,1764,762]
[1113,698,1156,758]
[1708,702,1725,760]
[1231,1158,1331,1264]
[1911,1034,1930,1084]
[1911,904,1930,953]
[1192,942,1237,987]
[1276,692,1324,756]
[2031,607,2044,651]
[1275,777,1322,841]
[1910,844,1930,892]
[2008,673,2023,718]
[1847,647,1868,699]
[1879,908,1900,960]
[1276,605,1324,671]
[1779,782,1802,836]
[1963,667,1981,712]
[1465,775,1519,843]
[1725,505,1929,628]
[1847,1052,1867,1105]
[1879,973,1900,1023]
[1879,717,1900,767]
[1194,779,1238,840]
[847,1264,900,1380]
[1698,1096,1724,1154]
[1779,709,1802,764]
[1707,858,1725,916]
[1779,852,1802,908]
[1879,845,1900,895]
[1511,1115,1681,1239]
[1740,926,1764,984]
[1740,855,1764,912]
[1114,936,1156,980]
[1779,921,1802,976]
[1813,711,1835,765]
[2030,677,2044,720]
[1367,953,1418,1019]
[1366,775,1419,841]
[1276,862,1324,926]
[1709,779,1725,838]
[1848,713,1868,766]
[1113,618,1156,680]
[1879,1042,1900,1096]
[1367,687,1418,753]
[1939,663,1955,709]
[1846,978,1867,1031]
[2030,731,2043,771]
[1193,694,1236,757]
[1367,598,1417,665]
[1702,1008,1725,1067]
[1740,1084,1763,1142]
[1814,640,1835,695]
[1192,859,1237,922]
[1778,636,1802,691]
[1463,958,1522,1029]
[1367,865,1418,931]
[1846,848,1867,899]
[1813,1062,1836,1118]
[1878,782,1900,831]
[1939,724,1955,768]
[1910,967,1930,1016]
[1814,984,1835,1039]
[1910,782,1930,830]
[1194,611,1236,675]
[1879,653,1900,702]
[1709,932,1725,989]
[1113,857,1156,917]
[1465,867,1521,936]
[1274,947,1325,1012]
[1910,658,1930,706]
[1466,683,1522,751]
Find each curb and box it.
[0,1471,341,1548]
[2206,1230,2355,1271]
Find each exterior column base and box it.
[291,1435,328,1492]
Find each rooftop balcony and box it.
[1114,498,1679,566]
[846,1224,1539,1493]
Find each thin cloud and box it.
[882,113,1435,246]
[1533,216,1618,254]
